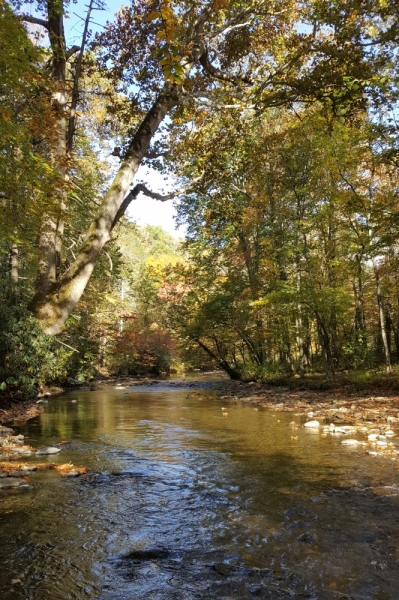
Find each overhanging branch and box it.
[19,14,49,30]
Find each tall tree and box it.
[12,0,399,335]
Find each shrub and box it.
[0,287,69,397]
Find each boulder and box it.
[35,447,61,455]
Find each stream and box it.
[1,379,399,599]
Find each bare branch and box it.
[111,175,204,230]
[54,338,79,353]
[66,45,81,60]
[212,20,251,41]
[193,97,255,110]
[199,50,253,86]
[19,14,49,30]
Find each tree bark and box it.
[29,85,179,334]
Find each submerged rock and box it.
[342,439,360,446]
[122,547,169,561]
[304,420,320,428]
[62,470,80,477]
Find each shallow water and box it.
[1,382,399,599]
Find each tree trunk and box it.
[9,243,18,283]
[295,313,306,378]
[195,339,240,380]
[318,324,335,379]
[29,85,178,334]
[375,268,391,373]
[295,255,306,377]
[34,0,67,301]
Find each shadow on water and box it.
[1,384,399,599]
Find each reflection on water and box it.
[1,383,399,599]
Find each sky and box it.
[61,0,185,236]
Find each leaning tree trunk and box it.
[29,85,178,334]
[195,339,240,380]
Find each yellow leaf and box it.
[146,10,160,21]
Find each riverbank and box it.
[0,385,65,425]
[0,399,41,425]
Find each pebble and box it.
[304,420,320,428]
[63,470,80,477]
[342,439,360,446]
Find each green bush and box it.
[0,288,69,397]
[236,362,289,382]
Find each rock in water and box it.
[0,426,13,435]
[304,420,320,428]
[36,447,61,455]
[0,478,28,489]
[342,439,360,445]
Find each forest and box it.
[1,0,399,397]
